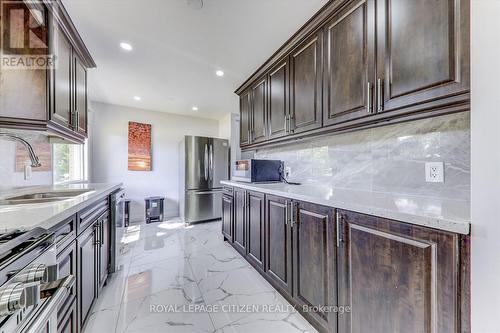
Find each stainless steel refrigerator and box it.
[179,136,229,223]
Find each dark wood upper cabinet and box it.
[233,187,247,255]
[52,28,73,128]
[376,0,470,114]
[292,201,336,332]
[267,59,289,139]
[290,31,323,134]
[323,0,375,126]
[337,210,460,333]
[251,78,267,144]
[239,91,251,146]
[246,191,265,271]
[74,55,88,136]
[222,194,234,242]
[265,195,292,295]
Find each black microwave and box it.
[232,159,283,183]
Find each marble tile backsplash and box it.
[254,112,470,201]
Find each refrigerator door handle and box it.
[204,144,209,181]
[209,144,214,181]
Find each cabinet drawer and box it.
[56,240,77,318]
[223,186,233,196]
[77,198,108,234]
[52,215,77,254]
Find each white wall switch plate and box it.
[425,162,444,183]
[24,164,32,180]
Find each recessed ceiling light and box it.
[133,96,141,101]
[192,106,199,111]
[215,70,224,77]
[120,42,133,51]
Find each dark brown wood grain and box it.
[239,92,251,146]
[52,27,72,128]
[233,187,247,255]
[337,209,461,333]
[290,31,323,134]
[222,194,234,242]
[323,0,375,126]
[56,240,77,320]
[293,201,336,333]
[251,79,267,144]
[267,59,289,139]
[246,191,265,271]
[74,54,88,135]
[265,195,292,294]
[57,299,77,333]
[459,234,471,333]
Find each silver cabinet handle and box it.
[367,82,372,113]
[377,78,383,113]
[285,200,289,225]
[336,211,341,247]
[204,144,209,181]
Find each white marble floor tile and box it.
[85,219,318,333]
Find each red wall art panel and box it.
[128,121,152,171]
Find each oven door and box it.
[15,275,75,333]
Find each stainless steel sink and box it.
[0,189,92,205]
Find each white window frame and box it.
[52,140,88,185]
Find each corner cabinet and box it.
[235,0,469,150]
[221,186,470,333]
[0,0,96,144]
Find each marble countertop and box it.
[221,180,470,234]
[0,182,122,233]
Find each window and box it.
[53,141,88,184]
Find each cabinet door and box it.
[77,222,97,331]
[233,188,246,255]
[337,210,460,333]
[267,59,289,139]
[52,28,72,128]
[239,91,251,146]
[251,78,267,144]
[323,0,375,126]
[222,194,234,242]
[265,195,292,294]
[376,0,469,114]
[57,300,77,333]
[56,240,77,319]
[99,212,110,290]
[246,191,265,271]
[292,201,336,332]
[290,32,323,134]
[74,55,88,136]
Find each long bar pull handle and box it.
[367,82,372,113]
[209,144,213,181]
[204,144,209,181]
[336,211,341,247]
[377,78,383,113]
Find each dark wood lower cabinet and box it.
[292,201,337,333]
[337,210,462,333]
[233,187,247,255]
[58,300,77,333]
[56,240,77,320]
[222,194,234,242]
[246,191,265,271]
[221,187,469,333]
[77,221,98,331]
[265,195,292,295]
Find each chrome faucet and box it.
[0,133,42,167]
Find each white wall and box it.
[218,113,240,177]
[90,102,219,222]
[471,1,500,331]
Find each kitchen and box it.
[0,0,497,332]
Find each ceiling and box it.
[62,0,328,120]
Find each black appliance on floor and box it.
[145,196,165,224]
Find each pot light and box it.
[215,70,224,77]
[192,106,199,111]
[133,96,141,101]
[120,42,133,51]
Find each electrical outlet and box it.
[425,162,444,183]
[24,163,32,180]
[284,166,291,179]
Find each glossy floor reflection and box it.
[84,218,318,333]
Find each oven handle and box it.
[18,275,75,333]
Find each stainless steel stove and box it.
[0,228,74,333]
